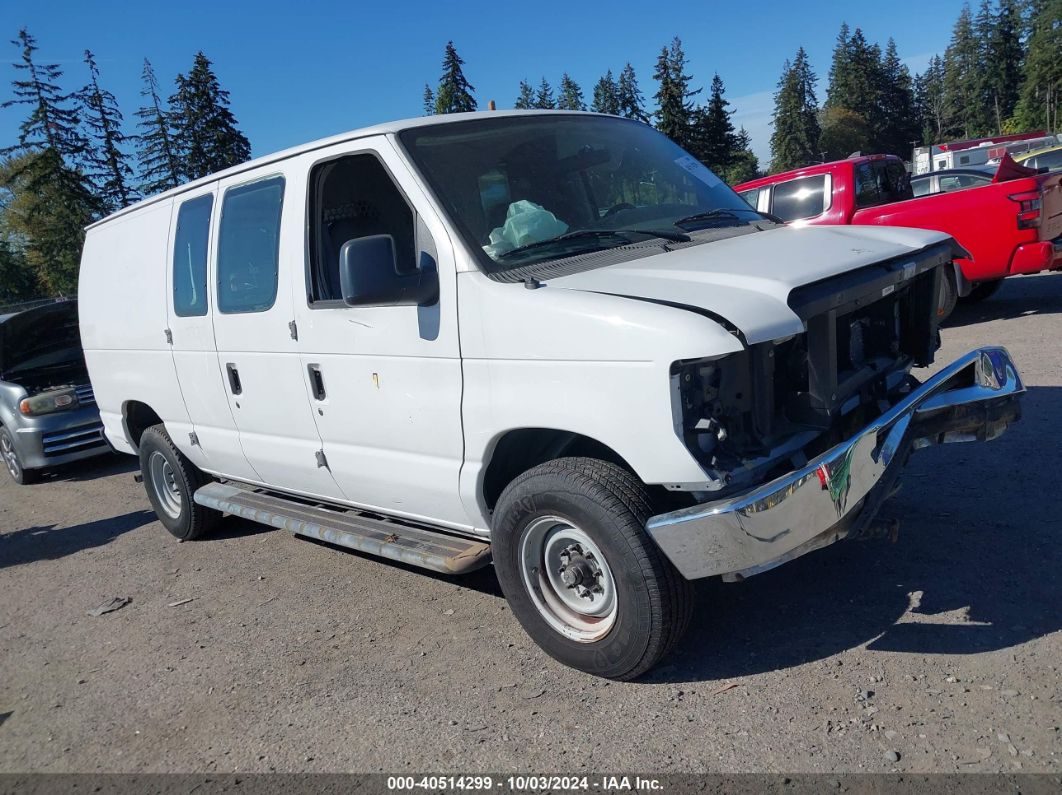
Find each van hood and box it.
[0,300,83,380]
[547,225,955,344]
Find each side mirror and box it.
[338,235,439,307]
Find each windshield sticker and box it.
[674,154,722,188]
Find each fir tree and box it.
[78,50,135,212]
[1,30,98,294]
[514,79,535,110]
[877,39,919,157]
[616,63,648,122]
[169,52,251,181]
[983,0,1024,130]
[825,26,882,147]
[690,73,738,173]
[0,237,40,303]
[725,127,760,185]
[914,55,951,143]
[557,73,586,111]
[653,37,698,149]
[433,41,477,114]
[943,3,983,138]
[769,49,821,173]
[422,84,435,115]
[1012,0,1061,131]
[825,22,851,111]
[533,77,555,109]
[135,59,181,195]
[591,70,620,115]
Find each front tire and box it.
[0,426,39,485]
[138,425,218,540]
[492,458,693,680]
[938,266,958,320]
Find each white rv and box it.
[80,111,1023,678]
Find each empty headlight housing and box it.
[19,387,79,416]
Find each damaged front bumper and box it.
[646,347,1024,581]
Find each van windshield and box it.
[399,114,763,274]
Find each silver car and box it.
[0,299,110,484]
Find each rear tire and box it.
[138,424,218,540]
[0,426,39,485]
[938,266,958,321]
[492,457,693,680]
[959,279,1003,304]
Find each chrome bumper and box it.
[647,348,1024,581]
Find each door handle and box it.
[225,363,242,395]
[307,364,326,400]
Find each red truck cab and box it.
[735,154,1062,305]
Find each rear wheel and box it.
[959,279,1003,304]
[138,425,218,540]
[0,426,39,485]
[492,457,693,680]
[938,267,958,321]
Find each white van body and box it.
[80,111,1023,678]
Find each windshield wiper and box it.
[673,208,759,230]
[496,227,690,260]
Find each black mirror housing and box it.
[339,235,439,307]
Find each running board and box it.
[193,482,491,575]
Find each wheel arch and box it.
[480,427,635,512]
[121,400,164,451]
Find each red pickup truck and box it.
[735,154,1062,312]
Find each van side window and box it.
[770,175,827,222]
[217,176,285,314]
[307,154,416,304]
[172,194,213,317]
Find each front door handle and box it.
[225,363,242,395]
[307,364,326,400]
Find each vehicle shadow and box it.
[945,270,1062,328]
[37,452,139,483]
[651,383,1060,684]
[0,510,155,570]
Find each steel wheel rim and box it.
[148,451,182,519]
[519,516,618,642]
[1,432,20,479]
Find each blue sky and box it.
[0,0,968,168]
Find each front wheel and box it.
[0,426,39,485]
[492,458,693,680]
[138,425,218,540]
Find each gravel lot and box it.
[1,272,1060,775]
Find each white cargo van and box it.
[80,111,1023,678]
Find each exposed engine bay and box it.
[673,252,944,494]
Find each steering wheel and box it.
[603,202,635,218]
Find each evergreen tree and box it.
[591,70,620,115]
[690,73,738,173]
[1,30,98,294]
[943,3,983,138]
[557,73,586,111]
[169,52,251,181]
[433,41,477,114]
[0,237,40,303]
[422,84,435,115]
[653,37,698,149]
[769,49,821,173]
[825,22,851,111]
[135,59,181,195]
[725,127,760,185]
[514,79,535,109]
[78,50,135,212]
[825,26,882,147]
[914,55,951,143]
[984,0,1024,130]
[533,77,555,109]
[616,62,648,122]
[1012,0,1061,131]
[877,39,920,157]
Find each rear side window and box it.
[855,161,913,208]
[172,194,213,317]
[217,176,285,314]
[770,175,827,222]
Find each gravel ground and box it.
[1,272,1060,775]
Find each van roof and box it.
[87,110,604,230]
